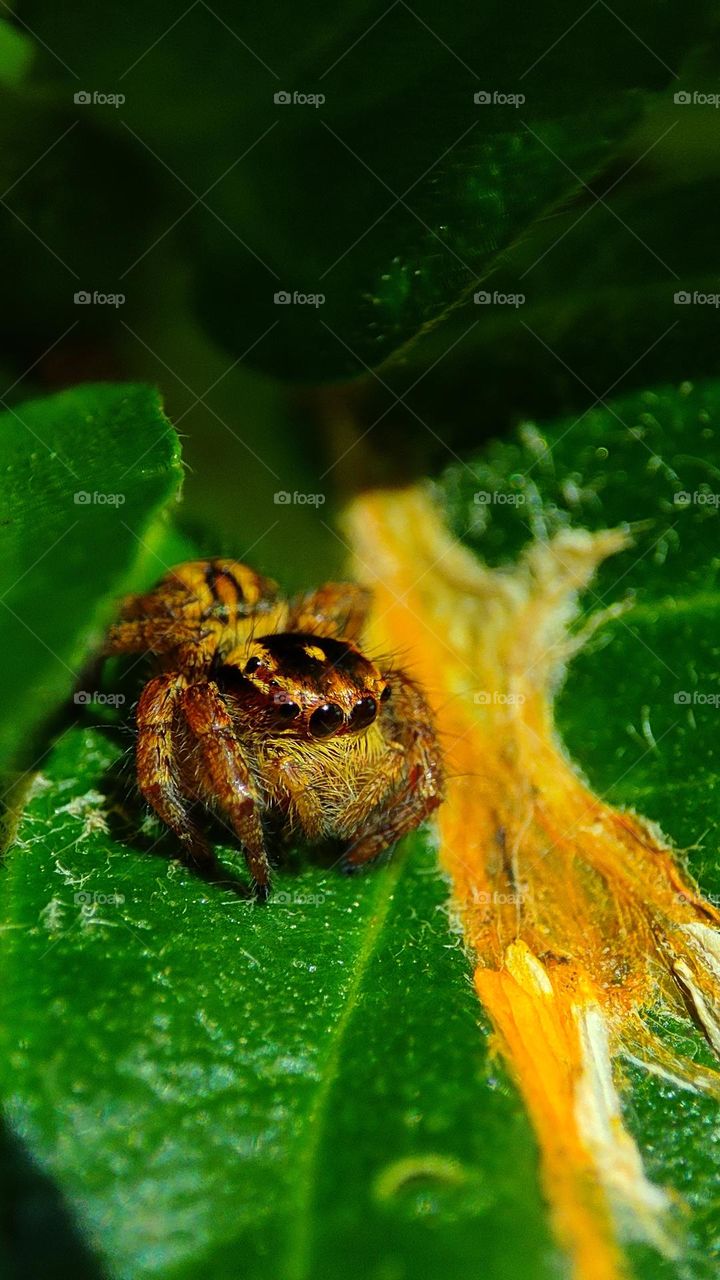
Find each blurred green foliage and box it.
[2,4,720,1278]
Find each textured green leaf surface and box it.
[3,379,720,1278]
[1,728,557,1280]
[0,382,182,776]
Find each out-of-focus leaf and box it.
[10,0,717,376]
[0,382,182,777]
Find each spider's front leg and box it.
[181,682,272,897]
[136,673,214,865]
[342,673,444,870]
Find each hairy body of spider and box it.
[105,559,444,897]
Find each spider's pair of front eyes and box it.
[243,655,390,737]
[276,696,378,736]
[275,690,390,737]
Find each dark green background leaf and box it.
[6,0,717,377]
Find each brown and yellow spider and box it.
[105,559,444,897]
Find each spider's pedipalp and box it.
[341,671,443,869]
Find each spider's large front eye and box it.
[349,696,377,730]
[244,655,261,675]
[309,703,344,737]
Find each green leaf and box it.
[3,377,720,1278]
[0,382,182,778]
[0,727,558,1280]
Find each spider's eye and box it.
[380,685,391,702]
[276,700,300,721]
[349,696,377,730]
[309,703,344,737]
[244,656,261,675]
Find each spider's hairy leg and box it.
[136,672,213,864]
[342,673,444,869]
[105,559,281,657]
[181,681,272,897]
[285,582,372,641]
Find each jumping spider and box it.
[105,559,444,897]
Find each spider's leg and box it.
[342,672,444,869]
[181,681,272,896]
[285,582,372,642]
[105,559,283,658]
[105,617,194,656]
[136,672,213,863]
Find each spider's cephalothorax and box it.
[105,559,444,897]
